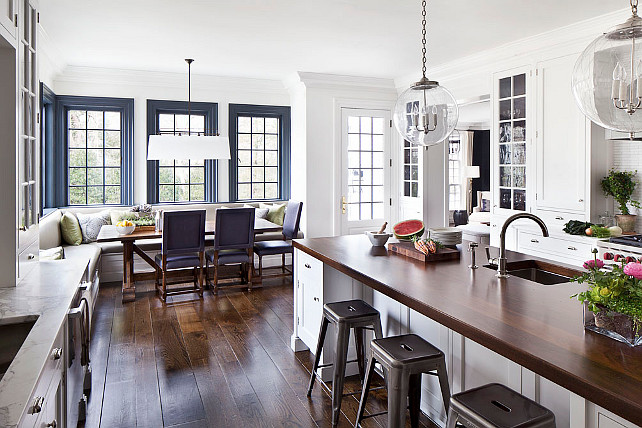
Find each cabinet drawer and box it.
[18,325,64,427]
[519,231,593,262]
[296,250,323,283]
[18,240,39,278]
[536,210,585,233]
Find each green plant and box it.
[118,212,155,226]
[572,251,642,333]
[601,169,641,215]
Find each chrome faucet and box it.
[487,213,549,278]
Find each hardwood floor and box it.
[83,277,438,428]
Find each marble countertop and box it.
[0,258,89,428]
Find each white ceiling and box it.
[41,0,627,81]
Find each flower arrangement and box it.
[572,249,642,345]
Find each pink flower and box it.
[583,259,605,270]
[623,262,642,279]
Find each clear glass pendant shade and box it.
[572,17,642,133]
[393,83,459,146]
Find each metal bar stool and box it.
[446,383,555,428]
[307,299,384,427]
[355,334,450,428]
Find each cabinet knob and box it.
[30,396,44,414]
[578,199,584,202]
[46,420,57,428]
[313,297,319,302]
[568,246,577,251]
[555,216,564,221]
[304,263,311,269]
[27,253,35,260]
[530,239,539,243]
[51,348,63,360]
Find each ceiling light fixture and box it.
[572,0,642,139]
[147,59,230,161]
[392,0,458,146]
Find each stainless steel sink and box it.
[484,260,581,285]
[0,317,38,381]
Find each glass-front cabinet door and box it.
[493,67,532,215]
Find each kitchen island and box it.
[292,235,642,428]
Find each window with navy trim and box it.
[53,96,134,207]
[229,104,291,201]
[147,100,218,203]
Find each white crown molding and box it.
[54,65,288,95]
[394,7,632,90]
[296,71,397,94]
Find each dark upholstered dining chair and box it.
[153,210,206,303]
[253,200,303,279]
[206,207,255,293]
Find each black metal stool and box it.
[355,334,450,428]
[307,299,384,427]
[446,383,555,428]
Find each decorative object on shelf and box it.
[147,59,230,160]
[392,0,458,146]
[573,250,642,346]
[393,219,425,240]
[463,165,480,214]
[601,169,641,233]
[572,0,642,138]
[453,210,468,226]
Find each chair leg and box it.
[161,271,167,303]
[282,253,286,272]
[387,367,409,428]
[198,253,204,298]
[354,354,377,428]
[354,327,366,381]
[446,406,458,428]
[332,323,350,427]
[258,254,263,278]
[213,253,219,295]
[437,358,451,413]
[307,317,329,396]
[247,263,253,291]
[408,373,422,428]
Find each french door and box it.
[340,108,392,235]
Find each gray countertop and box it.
[0,258,89,428]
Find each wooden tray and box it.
[135,225,157,231]
[387,240,460,263]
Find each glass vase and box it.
[583,301,642,346]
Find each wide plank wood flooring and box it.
[83,277,438,427]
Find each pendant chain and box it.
[632,0,638,16]
[421,0,427,79]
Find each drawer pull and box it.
[578,199,584,202]
[530,239,539,243]
[304,263,311,269]
[46,420,57,428]
[568,246,577,251]
[555,216,564,220]
[27,253,35,260]
[30,396,44,414]
[51,347,63,360]
[313,297,319,302]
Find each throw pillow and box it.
[244,204,269,219]
[39,246,64,260]
[109,209,130,225]
[60,211,82,246]
[76,211,110,243]
[260,202,286,226]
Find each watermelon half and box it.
[393,219,425,240]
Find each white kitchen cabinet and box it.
[294,249,324,351]
[535,54,587,214]
[0,0,15,41]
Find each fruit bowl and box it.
[365,231,392,247]
[115,224,135,235]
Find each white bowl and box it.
[366,231,392,247]
[115,225,135,235]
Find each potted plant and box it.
[572,250,642,346]
[600,169,641,233]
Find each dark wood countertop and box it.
[293,235,642,426]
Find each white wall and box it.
[287,73,398,238]
[51,66,290,204]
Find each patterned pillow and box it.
[244,204,269,219]
[76,211,110,243]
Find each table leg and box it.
[122,241,136,303]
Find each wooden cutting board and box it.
[387,240,460,263]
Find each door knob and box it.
[341,196,347,214]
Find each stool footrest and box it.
[360,410,387,420]
[342,386,386,397]
[316,358,360,370]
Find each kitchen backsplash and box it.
[612,140,642,232]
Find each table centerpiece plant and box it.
[600,169,641,233]
[572,250,642,346]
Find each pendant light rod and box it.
[421,0,427,80]
[185,58,194,135]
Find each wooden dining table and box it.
[97,218,283,302]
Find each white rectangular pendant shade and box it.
[147,134,231,160]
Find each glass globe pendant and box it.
[572,0,642,137]
[393,0,458,146]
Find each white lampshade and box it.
[463,165,480,179]
[147,134,231,160]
